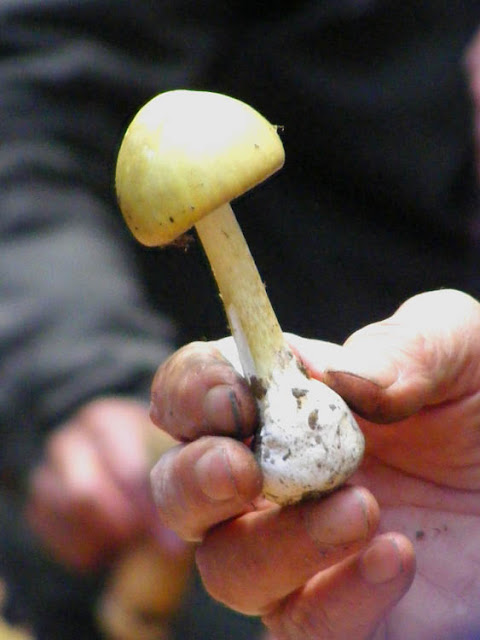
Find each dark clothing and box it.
[0,1,479,638]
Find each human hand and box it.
[150,289,480,639]
[25,397,181,572]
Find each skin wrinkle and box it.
[334,312,470,408]
[363,404,480,485]
[265,583,338,640]
[264,535,412,640]
[354,456,480,515]
[348,370,480,490]
[415,568,468,608]
[449,571,480,607]
[362,444,468,485]
[197,485,374,619]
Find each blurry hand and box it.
[26,397,172,571]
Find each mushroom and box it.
[116,89,364,505]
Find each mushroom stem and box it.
[195,202,287,383]
[196,201,365,505]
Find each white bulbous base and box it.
[253,355,365,505]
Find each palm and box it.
[353,392,480,639]
[378,500,480,639]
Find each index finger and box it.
[150,341,258,441]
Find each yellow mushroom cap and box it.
[115,90,285,246]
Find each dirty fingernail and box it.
[203,385,246,438]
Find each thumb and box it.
[321,289,480,423]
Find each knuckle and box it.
[196,549,271,616]
[151,344,243,440]
[265,594,338,640]
[195,542,248,612]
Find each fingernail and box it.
[203,385,246,439]
[194,447,237,502]
[360,537,403,585]
[322,349,400,420]
[303,487,372,546]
